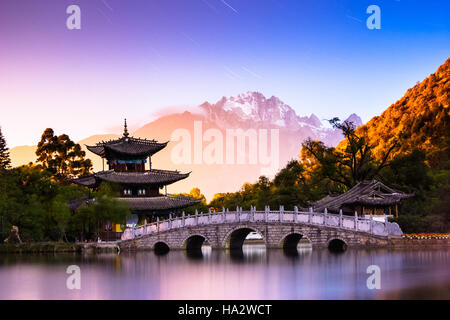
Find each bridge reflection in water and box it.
[153,230,316,260]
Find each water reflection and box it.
[0,245,449,299]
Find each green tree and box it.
[0,165,55,241]
[0,164,88,242]
[270,160,310,209]
[36,128,92,181]
[381,149,450,232]
[76,182,130,239]
[0,126,11,170]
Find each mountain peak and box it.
[199,91,362,135]
[308,114,323,127]
[344,113,363,127]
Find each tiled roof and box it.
[71,169,190,187]
[68,197,94,211]
[312,180,414,212]
[118,195,201,211]
[86,136,168,157]
[70,175,97,187]
[68,195,200,212]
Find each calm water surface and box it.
[0,245,449,299]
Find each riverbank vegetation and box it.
[0,128,130,243]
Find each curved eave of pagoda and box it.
[70,174,98,188]
[103,141,168,158]
[94,170,191,186]
[117,195,201,211]
[86,145,105,157]
[85,139,169,158]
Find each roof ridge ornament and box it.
[123,118,129,137]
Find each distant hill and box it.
[354,58,449,168]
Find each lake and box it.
[0,245,449,299]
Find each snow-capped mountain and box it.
[344,113,363,127]
[200,91,320,127]
[199,91,360,146]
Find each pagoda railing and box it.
[121,206,402,241]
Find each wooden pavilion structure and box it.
[311,180,414,219]
[71,119,200,240]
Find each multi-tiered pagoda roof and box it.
[71,119,200,215]
[86,137,168,158]
[73,169,191,187]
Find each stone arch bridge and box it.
[119,206,403,252]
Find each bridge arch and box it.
[153,241,170,255]
[327,237,348,252]
[279,232,312,251]
[222,226,266,250]
[182,234,212,252]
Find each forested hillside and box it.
[355,58,449,169]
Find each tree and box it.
[270,160,310,209]
[301,118,398,190]
[382,149,450,233]
[36,128,92,181]
[75,182,130,240]
[177,188,209,215]
[0,126,11,170]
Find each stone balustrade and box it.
[121,206,402,241]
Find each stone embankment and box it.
[0,242,120,254]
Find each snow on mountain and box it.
[344,113,363,127]
[199,91,358,146]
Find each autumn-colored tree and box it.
[36,128,92,180]
[354,58,450,169]
[177,188,209,215]
[301,118,398,191]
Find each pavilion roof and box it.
[312,180,414,212]
[71,169,190,187]
[118,195,201,211]
[86,136,168,158]
[68,195,200,212]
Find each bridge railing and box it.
[121,206,403,241]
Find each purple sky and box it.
[1,0,449,147]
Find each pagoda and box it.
[71,119,200,227]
